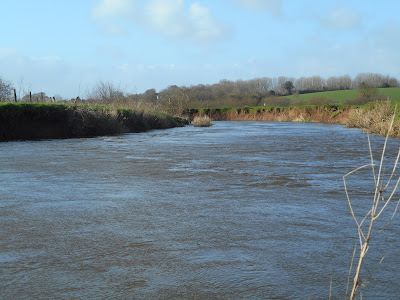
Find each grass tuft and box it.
[193,115,213,127]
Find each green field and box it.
[285,87,400,102]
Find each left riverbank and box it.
[0,103,188,142]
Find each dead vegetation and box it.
[344,102,400,138]
[344,111,400,299]
[193,115,213,127]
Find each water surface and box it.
[1,121,400,299]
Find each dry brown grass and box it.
[193,115,213,127]
[344,111,400,299]
[344,102,400,137]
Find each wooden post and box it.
[52,97,56,103]
[29,92,32,102]
[14,89,17,102]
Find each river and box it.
[1,121,400,299]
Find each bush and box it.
[193,115,213,127]
[344,102,400,137]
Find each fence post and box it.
[30,92,32,102]
[14,89,17,102]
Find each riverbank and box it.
[2,102,398,142]
[0,103,188,142]
[189,104,350,123]
[189,102,400,138]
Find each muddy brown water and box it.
[1,121,400,299]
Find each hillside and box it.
[285,87,400,102]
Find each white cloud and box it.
[232,0,282,16]
[325,6,362,29]
[0,49,96,99]
[189,3,228,43]
[91,0,134,18]
[144,0,190,38]
[284,22,400,79]
[90,0,231,46]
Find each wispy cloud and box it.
[90,0,231,47]
[322,6,362,30]
[231,0,282,17]
[91,0,134,18]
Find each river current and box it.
[1,121,400,299]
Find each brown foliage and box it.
[344,102,400,137]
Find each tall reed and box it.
[344,101,400,137]
[344,111,400,299]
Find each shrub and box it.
[344,102,400,137]
[193,115,213,127]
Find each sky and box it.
[1,0,400,99]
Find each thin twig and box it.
[384,145,400,190]
[347,111,399,300]
[346,244,357,299]
[379,198,400,232]
[375,176,400,219]
[368,134,377,186]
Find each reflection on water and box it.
[1,121,400,299]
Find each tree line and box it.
[1,73,399,113]
[142,73,399,111]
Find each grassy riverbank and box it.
[3,101,399,142]
[189,101,400,138]
[0,103,188,142]
[188,104,351,123]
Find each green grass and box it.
[285,87,400,102]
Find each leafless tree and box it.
[0,76,14,102]
[87,80,125,104]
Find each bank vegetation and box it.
[0,103,187,142]
[2,73,400,141]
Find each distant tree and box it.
[32,92,51,103]
[142,89,158,103]
[87,80,125,104]
[338,75,352,90]
[352,73,398,89]
[358,82,378,98]
[159,85,190,115]
[187,84,213,102]
[0,76,14,101]
[53,94,65,102]
[283,81,294,95]
[295,76,326,93]
[388,77,399,87]
[276,76,288,94]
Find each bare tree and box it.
[0,76,14,102]
[87,80,125,105]
[159,85,190,115]
[352,73,398,89]
[142,89,158,104]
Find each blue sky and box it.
[1,0,400,98]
